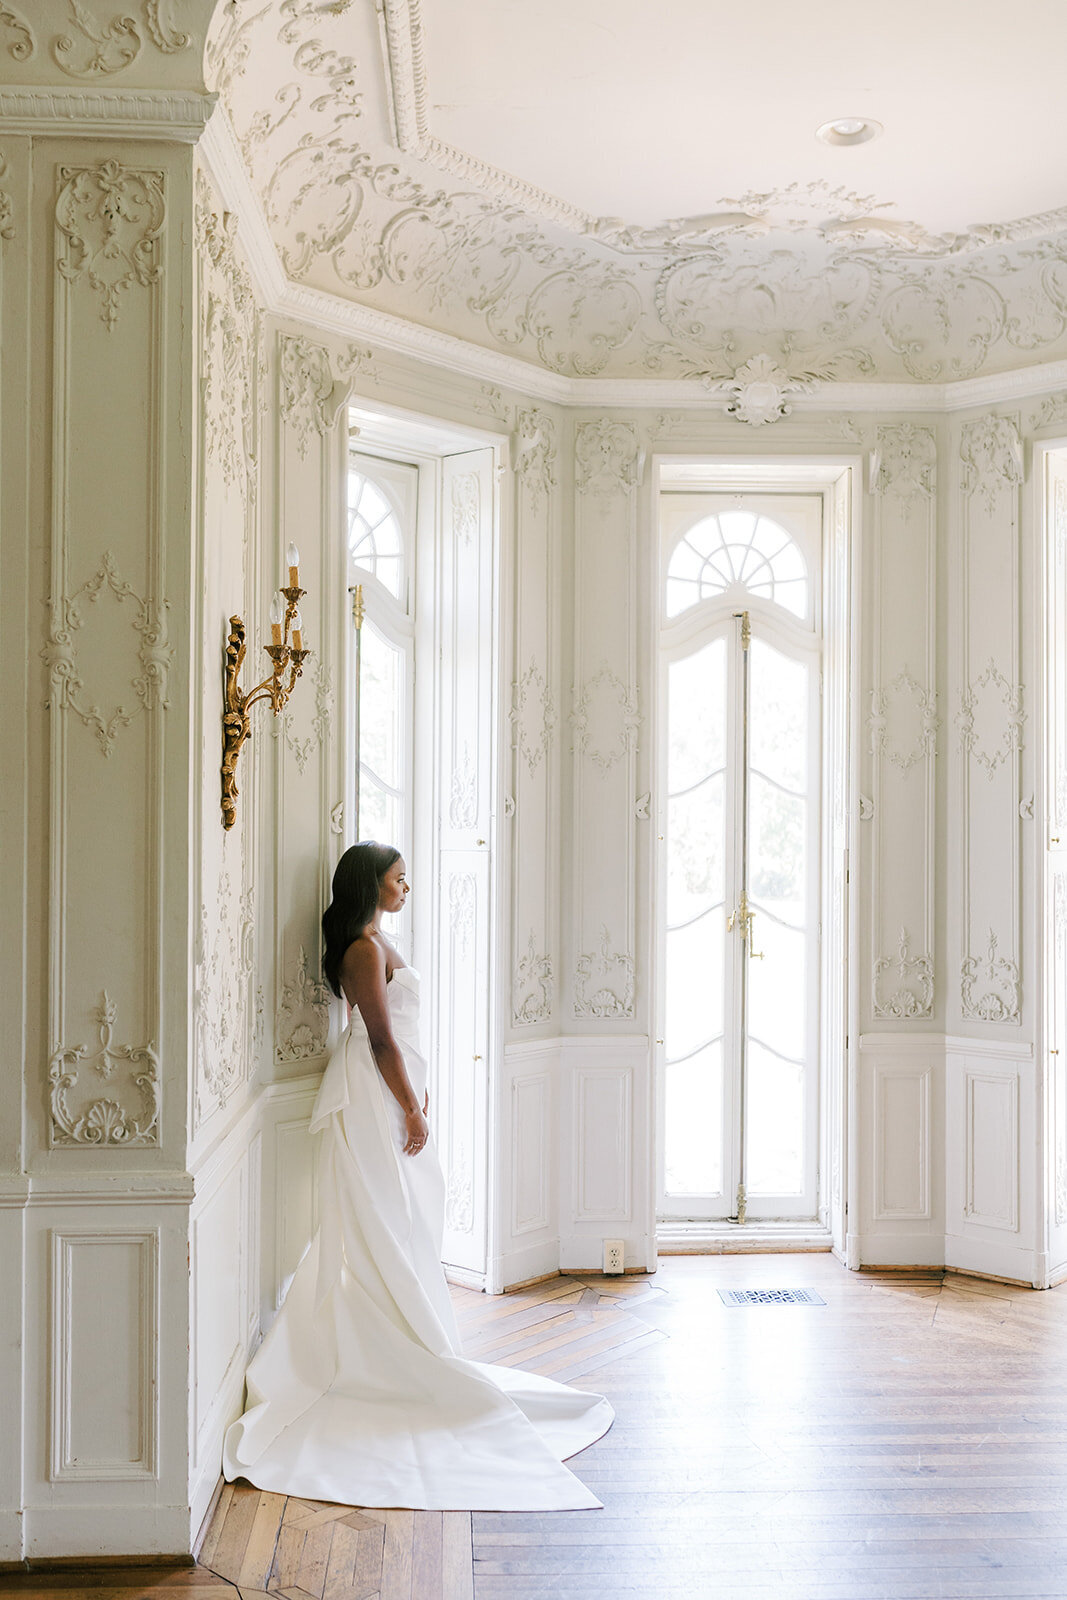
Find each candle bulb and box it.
[286,542,300,588]
[269,592,284,647]
[292,606,303,652]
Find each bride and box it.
[222,840,614,1511]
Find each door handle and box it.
[728,894,764,959]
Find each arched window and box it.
[666,510,807,620]
[347,468,406,602]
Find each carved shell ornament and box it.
[725,354,799,427]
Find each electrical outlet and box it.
[603,1239,625,1275]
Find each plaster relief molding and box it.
[42,550,172,758]
[956,658,1025,781]
[276,944,331,1062]
[449,872,476,961]
[445,1160,474,1234]
[449,742,477,829]
[473,382,508,420]
[278,659,334,776]
[574,925,636,1021]
[512,933,553,1027]
[0,151,14,241]
[279,332,350,457]
[197,172,260,494]
[0,3,33,60]
[195,874,255,1124]
[960,412,1023,510]
[53,0,141,77]
[514,407,557,504]
[873,929,934,1020]
[1029,391,1067,433]
[451,470,478,546]
[510,659,556,777]
[723,353,800,427]
[871,421,937,499]
[571,664,640,775]
[0,86,216,138]
[960,929,1021,1024]
[867,668,939,774]
[574,418,639,495]
[56,158,165,331]
[49,991,160,1146]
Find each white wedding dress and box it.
[222,965,613,1510]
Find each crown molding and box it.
[197,104,1067,418]
[0,86,217,141]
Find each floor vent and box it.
[718,1287,826,1306]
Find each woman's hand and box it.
[403,1104,429,1156]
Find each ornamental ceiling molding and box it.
[192,98,1067,411]
[0,85,217,139]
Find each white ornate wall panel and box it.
[493,1042,559,1291]
[44,151,181,1154]
[558,1037,652,1272]
[508,405,563,1034]
[952,412,1026,1029]
[272,327,350,1082]
[856,1037,944,1265]
[866,423,939,1026]
[50,1228,159,1481]
[435,450,495,1276]
[944,1040,1038,1282]
[192,167,262,1140]
[1043,449,1067,1277]
[568,418,641,1024]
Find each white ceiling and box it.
[205,0,1067,384]
[424,0,1067,237]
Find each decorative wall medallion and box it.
[448,872,476,960]
[514,407,557,504]
[0,4,32,60]
[873,929,934,1019]
[42,551,172,757]
[859,793,875,820]
[512,933,553,1026]
[445,1161,474,1233]
[473,382,508,420]
[330,800,344,834]
[634,791,650,819]
[960,929,1020,1023]
[960,413,1023,510]
[451,471,478,545]
[723,353,797,427]
[49,991,160,1146]
[56,159,164,330]
[449,742,477,828]
[510,660,556,776]
[280,333,347,457]
[868,669,939,773]
[571,664,640,773]
[871,422,936,499]
[276,944,331,1062]
[956,658,1025,780]
[574,925,635,1020]
[574,418,639,495]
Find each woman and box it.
[223,840,613,1510]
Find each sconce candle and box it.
[221,561,311,829]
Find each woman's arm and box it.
[340,937,428,1155]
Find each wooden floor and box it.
[9,1254,1067,1600]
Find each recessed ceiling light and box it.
[816,117,882,147]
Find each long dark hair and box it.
[322,839,401,996]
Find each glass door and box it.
[658,496,822,1221]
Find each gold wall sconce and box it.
[221,543,310,829]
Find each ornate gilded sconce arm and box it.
[221,557,311,829]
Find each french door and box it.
[658,497,822,1221]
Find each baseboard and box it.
[491,1237,562,1293]
[657,1221,834,1254]
[22,1506,193,1561]
[192,1475,226,1561]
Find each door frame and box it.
[646,455,863,1256]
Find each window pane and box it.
[359,624,401,789]
[746,1042,804,1195]
[666,513,808,619]
[348,470,405,600]
[664,1042,723,1196]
